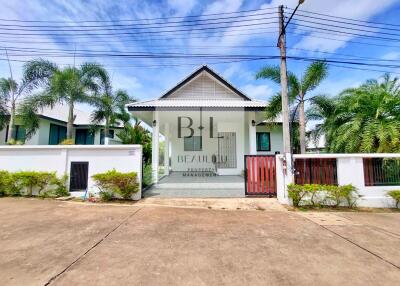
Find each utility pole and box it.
[277,5,291,155]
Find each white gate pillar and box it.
[249,112,257,154]
[164,123,170,176]
[152,111,159,183]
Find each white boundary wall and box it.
[0,145,142,200]
[276,153,400,208]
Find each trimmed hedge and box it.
[387,190,400,208]
[287,184,361,208]
[92,169,139,200]
[0,170,69,197]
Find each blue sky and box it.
[1,0,400,112]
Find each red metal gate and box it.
[244,155,276,197]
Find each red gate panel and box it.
[245,155,276,197]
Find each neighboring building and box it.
[306,135,326,153]
[0,104,123,145]
[127,65,283,183]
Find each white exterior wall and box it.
[0,145,142,200]
[276,153,400,208]
[256,125,284,155]
[159,110,249,175]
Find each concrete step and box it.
[153,182,244,189]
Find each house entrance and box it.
[217,132,237,169]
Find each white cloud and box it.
[241,83,273,100]
[168,0,197,16]
[261,0,398,53]
[382,52,400,60]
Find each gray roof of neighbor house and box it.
[127,65,269,111]
[32,104,122,127]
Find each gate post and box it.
[276,154,293,204]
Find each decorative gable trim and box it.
[159,65,251,101]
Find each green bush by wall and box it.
[92,169,139,200]
[0,170,69,198]
[287,184,361,208]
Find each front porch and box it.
[144,172,245,198]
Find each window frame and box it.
[75,128,95,145]
[5,125,26,143]
[184,136,202,151]
[48,123,67,145]
[256,132,271,152]
[100,129,115,145]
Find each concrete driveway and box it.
[0,198,399,286]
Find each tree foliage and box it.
[18,60,107,139]
[309,74,400,153]
[256,61,328,153]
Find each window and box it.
[364,158,400,186]
[49,124,67,145]
[256,132,271,151]
[100,129,115,145]
[5,125,26,143]
[184,136,202,151]
[75,129,94,145]
[294,158,338,185]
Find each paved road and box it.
[0,198,399,286]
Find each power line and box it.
[3,45,400,65]
[286,31,400,48]
[0,20,278,37]
[290,17,400,38]
[0,6,278,23]
[294,23,400,42]
[292,12,400,32]
[286,7,400,28]
[0,12,278,29]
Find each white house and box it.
[127,66,283,184]
[0,104,123,145]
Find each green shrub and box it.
[6,139,24,145]
[92,169,139,200]
[288,183,359,208]
[0,171,13,196]
[341,184,361,208]
[142,163,153,188]
[13,171,56,196]
[99,191,113,201]
[287,184,308,207]
[50,174,70,197]
[388,190,400,208]
[1,172,21,196]
[0,171,69,198]
[59,139,74,145]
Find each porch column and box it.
[164,123,170,176]
[152,111,159,183]
[249,112,257,154]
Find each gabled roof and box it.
[127,65,268,111]
[159,65,251,101]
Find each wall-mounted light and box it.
[152,120,157,127]
[251,120,256,127]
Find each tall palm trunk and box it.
[299,99,306,154]
[104,118,110,139]
[7,101,16,142]
[67,102,74,139]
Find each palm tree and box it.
[311,74,400,153]
[0,60,56,141]
[84,66,133,139]
[256,61,328,153]
[117,119,152,162]
[19,59,105,139]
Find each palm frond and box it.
[301,61,328,94]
